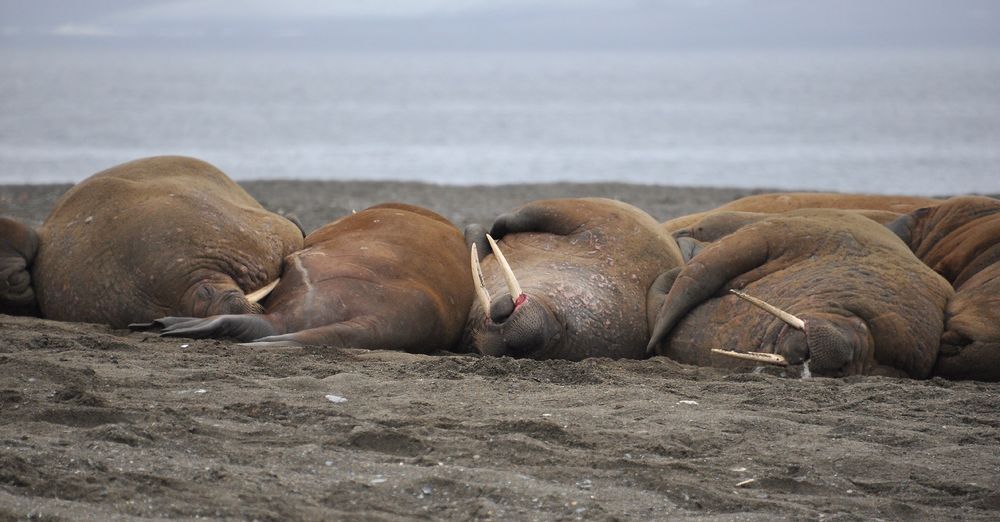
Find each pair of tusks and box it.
[470,235,524,313]
[711,289,806,367]
[245,278,280,304]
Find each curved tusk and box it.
[470,244,492,313]
[246,278,280,304]
[729,289,805,330]
[712,348,788,366]
[486,234,523,299]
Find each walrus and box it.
[0,217,39,316]
[887,196,1000,381]
[463,198,684,360]
[24,155,304,328]
[662,192,943,235]
[647,209,953,378]
[133,203,474,353]
[673,208,906,251]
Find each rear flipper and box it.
[245,315,432,353]
[0,217,40,316]
[129,314,277,342]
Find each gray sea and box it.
[1,48,998,195]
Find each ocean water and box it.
[1,48,998,195]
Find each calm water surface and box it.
[1,48,998,195]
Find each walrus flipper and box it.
[646,267,682,332]
[248,315,431,353]
[464,224,491,261]
[934,340,1000,381]
[144,314,277,342]
[0,217,40,316]
[646,233,771,353]
[489,200,592,241]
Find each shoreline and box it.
[1,179,770,232]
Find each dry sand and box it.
[1,181,998,520]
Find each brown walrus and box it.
[0,217,40,316]
[20,155,304,328]
[463,198,684,360]
[647,209,953,378]
[672,208,906,258]
[134,203,473,353]
[662,192,943,235]
[888,196,1000,381]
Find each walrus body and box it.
[463,198,684,360]
[143,203,473,353]
[889,196,1000,381]
[662,192,942,235]
[648,209,952,378]
[31,156,304,327]
[674,209,906,247]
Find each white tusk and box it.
[486,234,523,299]
[711,348,788,366]
[729,289,805,330]
[246,278,280,304]
[470,244,492,312]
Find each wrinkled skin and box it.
[0,217,39,316]
[662,192,942,235]
[135,204,473,353]
[462,198,684,360]
[648,209,952,378]
[674,209,904,248]
[33,156,304,328]
[888,196,1000,381]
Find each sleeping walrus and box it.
[662,192,942,235]
[647,209,953,378]
[463,198,684,360]
[134,203,473,353]
[888,196,1000,381]
[3,156,304,327]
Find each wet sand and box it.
[1,181,998,520]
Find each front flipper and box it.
[464,224,490,259]
[131,314,277,342]
[675,237,705,263]
[646,230,771,353]
[0,217,40,316]
[489,200,595,240]
[646,267,682,331]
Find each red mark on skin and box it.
[514,294,528,308]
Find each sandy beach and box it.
[1,180,998,520]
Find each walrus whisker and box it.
[246,278,280,304]
[729,289,805,330]
[711,348,788,366]
[486,234,524,300]
[470,244,492,312]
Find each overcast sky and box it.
[2,0,999,51]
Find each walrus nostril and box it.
[489,293,516,323]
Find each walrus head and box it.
[713,290,875,377]
[468,238,564,358]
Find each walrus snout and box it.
[799,316,872,377]
[474,294,562,358]
[728,289,872,376]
